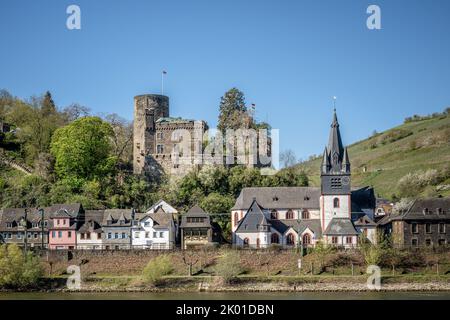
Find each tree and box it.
[62,103,91,122]
[104,113,133,164]
[181,251,199,276]
[214,250,243,284]
[217,88,249,132]
[142,254,173,285]
[41,91,56,116]
[0,244,44,288]
[50,117,117,181]
[280,149,298,168]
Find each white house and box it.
[131,203,176,249]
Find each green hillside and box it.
[297,112,450,200]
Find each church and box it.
[231,110,377,248]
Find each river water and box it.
[0,291,449,300]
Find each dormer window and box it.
[6,222,12,228]
[273,196,279,201]
[437,208,444,215]
[107,220,112,226]
[304,196,310,201]
[423,208,429,215]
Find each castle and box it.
[133,94,208,177]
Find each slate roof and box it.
[235,200,270,233]
[323,218,359,235]
[102,209,134,227]
[78,210,104,233]
[353,214,377,227]
[0,204,82,231]
[270,219,322,237]
[351,186,376,211]
[134,211,175,229]
[145,199,178,214]
[232,187,320,210]
[180,205,212,228]
[379,198,450,224]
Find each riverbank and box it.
[2,275,450,293]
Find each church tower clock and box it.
[320,109,351,232]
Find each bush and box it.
[214,250,243,283]
[0,244,44,288]
[142,255,173,285]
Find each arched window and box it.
[243,238,249,248]
[286,233,295,246]
[333,197,340,208]
[270,210,278,220]
[256,238,260,248]
[271,233,279,244]
[234,212,239,226]
[302,233,311,246]
[286,210,294,219]
[301,209,310,219]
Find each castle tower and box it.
[319,109,351,232]
[133,94,169,174]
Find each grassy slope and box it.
[297,115,450,199]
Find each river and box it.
[0,291,449,300]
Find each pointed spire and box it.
[327,109,344,170]
[321,147,330,173]
[342,147,350,173]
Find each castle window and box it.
[302,209,310,219]
[271,233,279,244]
[270,210,278,220]
[437,208,444,215]
[136,143,140,149]
[286,210,294,219]
[333,198,340,208]
[425,239,432,246]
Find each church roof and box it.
[271,219,322,237]
[232,187,320,210]
[323,218,359,235]
[235,199,270,233]
[327,110,344,161]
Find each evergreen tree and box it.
[41,91,56,116]
[217,88,249,132]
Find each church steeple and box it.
[327,109,345,172]
[321,108,351,195]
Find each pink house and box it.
[48,204,83,250]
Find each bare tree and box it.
[280,149,298,168]
[182,250,199,276]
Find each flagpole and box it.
[161,71,164,95]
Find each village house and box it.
[378,197,449,247]
[101,209,135,250]
[231,110,376,249]
[48,204,84,250]
[0,206,51,248]
[180,205,221,249]
[76,210,104,250]
[131,211,176,249]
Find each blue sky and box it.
[1,0,449,160]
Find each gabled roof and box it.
[78,210,104,233]
[101,209,134,226]
[271,219,322,237]
[353,214,377,227]
[380,198,450,224]
[145,199,178,214]
[232,187,320,210]
[235,199,270,233]
[186,205,207,216]
[323,218,359,235]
